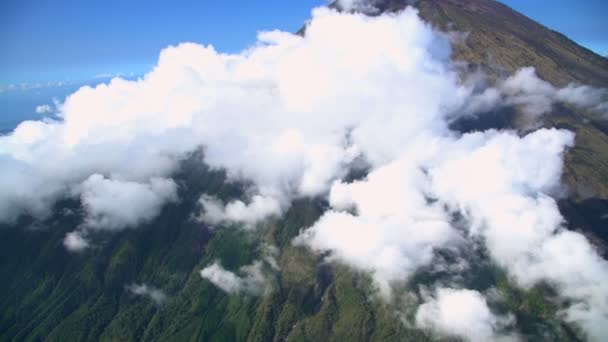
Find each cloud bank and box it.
[0,4,607,340]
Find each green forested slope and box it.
[0,152,583,341]
[2,1,608,341]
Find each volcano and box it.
[1,1,608,341]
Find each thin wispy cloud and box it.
[35,104,52,114]
[126,283,168,305]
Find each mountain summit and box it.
[333,0,608,201]
[334,0,608,85]
[1,1,608,341]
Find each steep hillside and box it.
[331,0,608,202]
[0,154,422,341]
[413,0,608,87]
[0,155,583,342]
[1,1,608,341]
[413,0,608,207]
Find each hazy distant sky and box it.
[0,0,606,85]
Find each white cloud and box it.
[0,5,606,339]
[295,158,462,296]
[63,231,89,252]
[126,283,168,305]
[0,7,465,228]
[5,7,596,230]
[198,194,282,228]
[200,261,269,295]
[78,174,178,230]
[500,67,608,117]
[428,129,608,341]
[60,175,178,250]
[526,231,608,341]
[416,288,516,342]
[35,104,52,114]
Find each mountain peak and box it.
[330,0,608,87]
[333,0,498,14]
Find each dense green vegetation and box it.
[0,152,585,341]
[0,154,409,341]
[2,1,608,341]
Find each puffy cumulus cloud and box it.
[0,7,463,228]
[63,231,89,252]
[416,288,516,342]
[126,283,168,305]
[294,158,463,296]
[0,4,607,339]
[60,175,178,250]
[7,7,596,230]
[429,129,574,267]
[200,261,270,295]
[296,115,608,339]
[428,129,608,341]
[35,104,52,114]
[198,194,282,228]
[526,231,608,341]
[0,150,68,223]
[78,174,177,230]
[296,128,576,295]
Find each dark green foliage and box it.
[495,275,584,341]
[0,158,432,341]
[0,131,593,342]
[3,1,608,341]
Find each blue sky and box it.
[0,0,606,86]
[0,0,325,86]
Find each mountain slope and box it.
[2,1,608,341]
[331,0,608,202]
[412,0,608,87]
[409,0,608,208]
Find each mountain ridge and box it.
[333,0,608,86]
[1,1,608,341]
